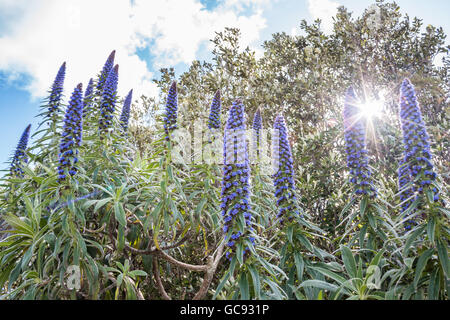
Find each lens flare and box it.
[358,98,384,119]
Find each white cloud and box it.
[130,0,267,67]
[307,0,340,34]
[0,0,270,101]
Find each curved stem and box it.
[152,256,171,300]
[193,241,225,300]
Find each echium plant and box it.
[252,108,262,161]
[398,78,440,207]
[57,83,83,181]
[96,50,116,94]
[119,89,133,132]
[163,81,178,140]
[342,87,376,198]
[221,99,255,261]
[272,114,299,223]
[398,158,417,230]
[207,90,221,129]
[98,64,119,136]
[83,78,94,118]
[46,62,66,120]
[10,124,31,177]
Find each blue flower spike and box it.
[10,124,31,177]
[222,99,255,261]
[343,87,376,198]
[98,64,119,136]
[272,113,299,224]
[163,81,178,140]
[47,62,66,118]
[58,83,84,182]
[96,50,116,94]
[119,89,133,132]
[208,90,221,129]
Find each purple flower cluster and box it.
[96,50,116,94]
[252,109,262,159]
[98,64,119,135]
[207,90,221,129]
[83,78,94,118]
[10,124,31,177]
[119,89,133,132]
[47,62,66,117]
[398,158,417,230]
[399,78,439,203]
[342,87,376,198]
[163,81,178,140]
[221,99,255,260]
[58,84,84,181]
[272,114,298,222]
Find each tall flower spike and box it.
[207,90,221,129]
[96,50,116,94]
[343,87,376,198]
[83,78,94,118]
[399,78,440,203]
[221,99,255,261]
[252,108,262,161]
[98,64,119,136]
[163,81,178,140]
[10,124,31,177]
[47,62,66,118]
[58,83,84,182]
[398,158,417,230]
[272,114,298,223]
[119,89,133,132]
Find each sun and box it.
[358,98,384,119]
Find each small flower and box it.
[342,87,376,198]
[98,64,119,136]
[47,62,66,118]
[58,83,84,182]
[119,89,133,132]
[96,50,116,94]
[10,124,31,177]
[163,81,178,140]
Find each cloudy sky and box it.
[0,0,449,169]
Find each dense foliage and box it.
[0,1,449,300]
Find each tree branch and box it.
[193,240,225,300]
[152,256,171,300]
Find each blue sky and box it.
[0,0,449,171]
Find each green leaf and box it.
[298,280,338,292]
[294,252,304,282]
[94,197,112,212]
[310,266,354,290]
[340,245,357,279]
[428,268,440,300]
[403,225,426,257]
[427,217,435,244]
[413,249,433,289]
[213,257,236,300]
[238,273,250,300]
[436,238,450,277]
[248,266,261,300]
[114,202,127,227]
[130,270,148,277]
[360,197,367,217]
